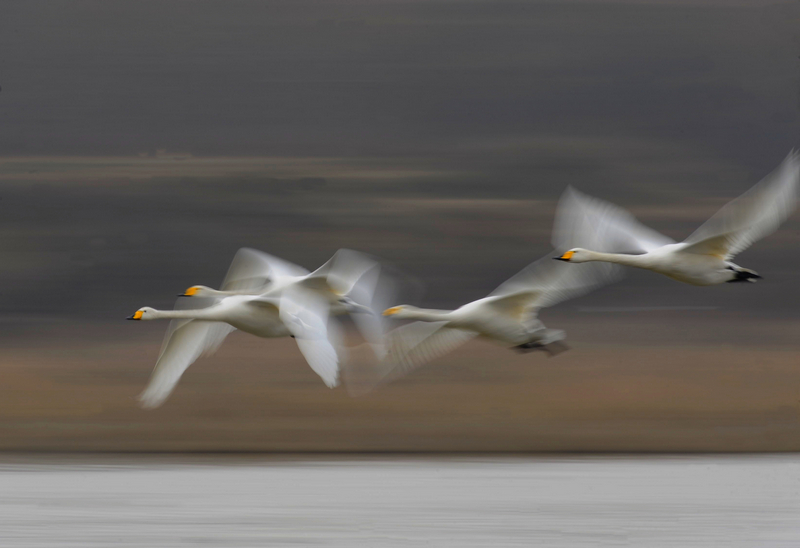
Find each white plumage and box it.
[131,248,386,408]
[372,250,620,385]
[553,151,799,285]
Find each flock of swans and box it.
[129,152,799,408]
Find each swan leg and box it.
[514,341,570,356]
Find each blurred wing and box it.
[221,248,309,292]
[380,322,478,381]
[490,252,622,311]
[155,296,217,356]
[346,264,398,360]
[280,288,340,388]
[553,186,674,254]
[302,248,380,296]
[683,152,800,259]
[139,318,235,409]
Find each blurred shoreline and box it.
[2,319,798,453]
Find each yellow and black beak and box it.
[178,286,199,297]
[553,251,574,262]
[126,310,143,321]
[382,306,402,317]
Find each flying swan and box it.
[374,250,620,383]
[553,151,799,285]
[128,248,385,408]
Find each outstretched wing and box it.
[301,248,380,296]
[682,151,800,259]
[220,248,309,293]
[138,308,235,409]
[490,251,621,312]
[379,321,478,382]
[343,321,477,396]
[344,263,398,360]
[280,288,341,388]
[553,186,675,254]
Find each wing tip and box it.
[137,390,166,409]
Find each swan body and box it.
[130,288,340,409]
[559,245,755,286]
[133,295,290,338]
[129,248,387,408]
[384,298,563,348]
[554,152,799,285]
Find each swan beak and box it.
[127,310,143,321]
[554,251,574,262]
[178,286,199,297]
[382,306,402,316]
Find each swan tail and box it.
[726,267,762,283]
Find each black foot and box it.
[514,341,570,356]
[514,342,544,354]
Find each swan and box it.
[375,251,620,381]
[128,248,386,408]
[176,248,391,354]
[178,285,372,316]
[553,151,799,285]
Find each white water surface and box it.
[1,455,799,547]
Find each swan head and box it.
[127,307,157,321]
[382,305,416,319]
[554,248,592,263]
[178,285,217,297]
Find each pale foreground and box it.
[1,455,799,547]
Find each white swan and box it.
[554,152,800,285]
[177,248,391,355]
[129,248,385,408]
[375,251,619,381]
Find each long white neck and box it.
[581,250,653,269]
[402,308,454,322]
[205,289,248,297]
[195,288,259,298]
[145,308,220,321]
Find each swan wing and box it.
[301,248,380,296]
[553,186,675,254]
[344,263,397,360]
[221,247,310,292]
[381,322,478,380]
[138,318,235,409]
[490,252,621,311]
[682,151,800,259]
[280,288,341,388]
[484,290,544,320]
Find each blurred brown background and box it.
[0,1,798,451]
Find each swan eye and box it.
[383,306,402,316]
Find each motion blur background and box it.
[1,0,799,451]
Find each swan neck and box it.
[586,251,649,268]
[150,308,215,320]
[202,288,250,297]
[405,309,452,322]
